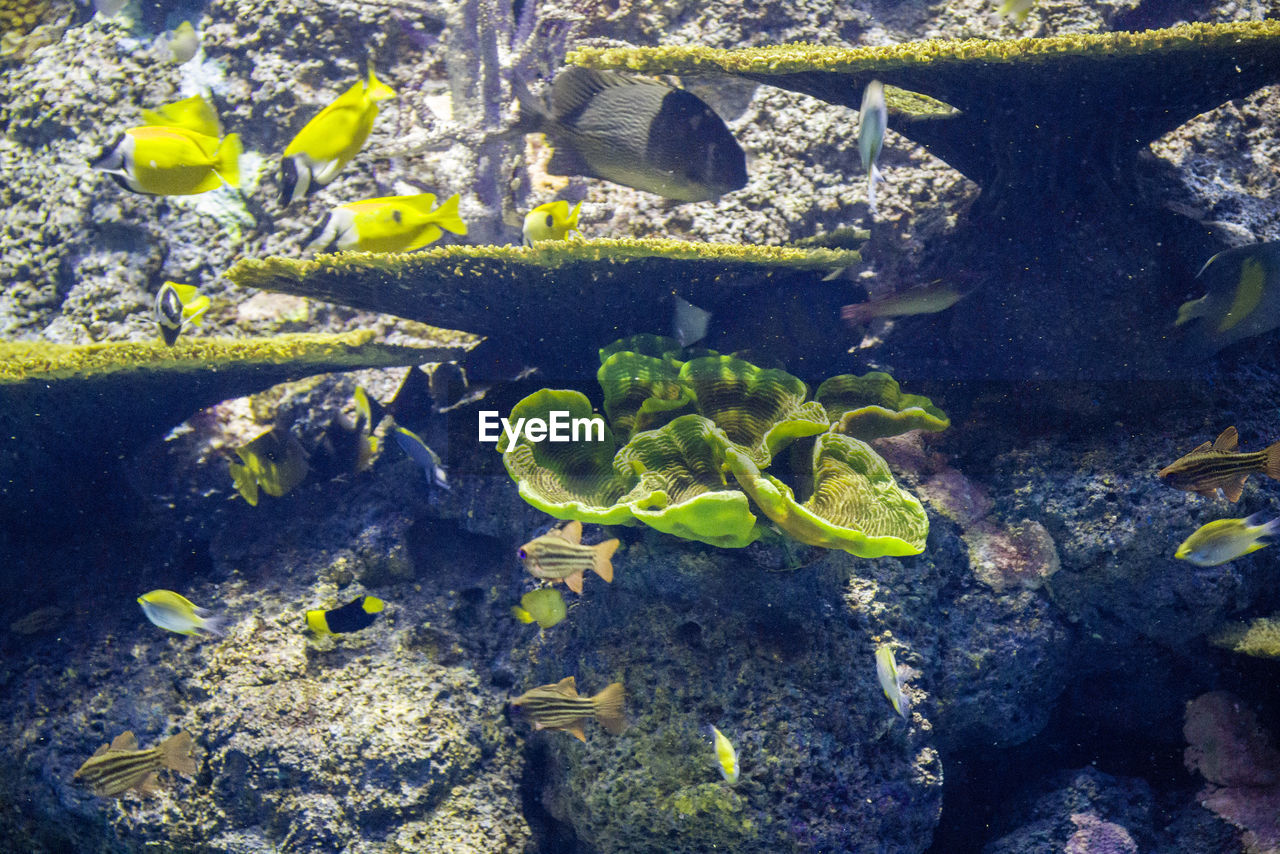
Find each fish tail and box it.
[1260,516,1280,539]
[160,731,197,776]
[432,193,468,236]
[566,200,582,230]
[592,538,619,583]
[867,169,878,217]
[592,682,627,734]
[198,613,226,637]
[215,133,243,188]
[1263,440,1280,480]
[365,66,397,102]
[841,303,872,326]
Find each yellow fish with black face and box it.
[93,96,241,196]
[154,281,209,345]
[280,66,397,205]
[522,200,581,246]
[305,192,466,254]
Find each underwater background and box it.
[4,0,1280,852]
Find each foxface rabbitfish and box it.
[510,676,625,742]
[511,67,748,202]
[73,731,197,798]
[1158,426,1280,502]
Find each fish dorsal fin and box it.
[90,742,110,758]
[549,67,639,119]
[142,95,221,138]
[110,731,138,751]
[556,676,578,696]
[1213,427,1239,452]
[566,722,587,742]
[400,193,439,217]
[556,520,583,544]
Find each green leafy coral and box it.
[817,372,950,441]
[499,338,944,555]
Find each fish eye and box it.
[545,214,554,228]
[517,548,527,560]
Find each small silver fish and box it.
[672,296,712,347]
[858,80,887,217]
[392,425,449,490]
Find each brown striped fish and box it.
[72,730,197,798]
[1157,426,1280,502]
[510,676,626,742]
[517,520,618,594]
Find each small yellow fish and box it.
[875,642,911,722]
[305,595,384,637]
[1158,426,1280,502]
[93,96,240,196]
[706,725,740,785]
[510,676,626,741]
[154,281,210,345]
[517,520,618,594]
[999,0,1037,22]
[163,21,199,64]
[73,731,197,798]
[522,200,581,246]
[280,66,396,205]
[138,589,224,637]
[305,193,466,254]
[228,427,310,506]
[511,587,567,629]
[1175,513,1280,567]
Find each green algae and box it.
[225,240,859,370]
[0,331,468,529]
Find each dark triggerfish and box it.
[510,676,626,742]
[73,731,197,798]
[512,67,748,202]
[1157,426,1280,501]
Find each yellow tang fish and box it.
[510,676,626,742]
[154,281,210,345]
[522,200,581,246]
[706,725,740,785]
[138,589,224,637]
[1175,513,1280,567]
[305,192,467,254]
[280,66,396,205]
[517,520,618,594]
[511,587,567,629]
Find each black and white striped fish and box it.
[72,730,197,798]
[517,521,618,594]
[510,676,626,742]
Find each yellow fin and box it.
[1218,257,1266,333]
[362,596,385,614]
[556,520,583,544]
[592,539,619,583]
[564,570,584,594]
[142,95,221,137]
[365,66,397,103]
[216,133,242,188]
[592,682,626,735]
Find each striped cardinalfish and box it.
[73,731,197,798]
[1157,426,1280,502]
[517,521,619,594]
[510,676,626,742]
